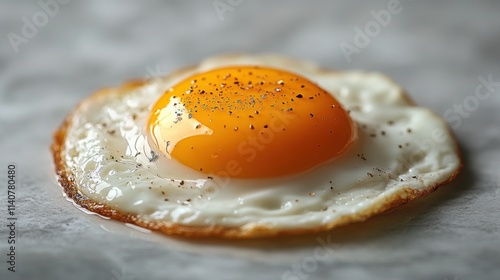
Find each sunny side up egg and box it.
[53,54,461,238]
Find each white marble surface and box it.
[1,1,499,279]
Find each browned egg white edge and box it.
[51,60,463,239]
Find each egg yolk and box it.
[148,66,355,178]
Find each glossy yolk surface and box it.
[148,66,355,178]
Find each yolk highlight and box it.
[148,66,354,178]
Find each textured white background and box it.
[1,1,499,279]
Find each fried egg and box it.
[52,54,461,238]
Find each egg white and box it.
[61,54,461,231]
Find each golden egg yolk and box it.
[148,66,355,178]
